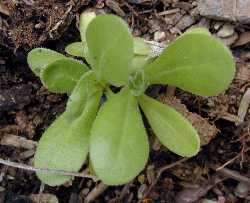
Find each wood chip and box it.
[29,193,59,203]
[0,3,10,15]
[235,62,250,81]
[238,88,250,123]
[233,31,250,47]
[158,8,180,16]
[0,134,37,149]
[105,0,125,17]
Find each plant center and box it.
[128,69,149,96]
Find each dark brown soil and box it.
[0,0,249,203]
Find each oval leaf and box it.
[184,27,211,36]
[65,71,102,120]
[27,48,65,76]
[34,90,102,186]
[41,58,88,93]
[131,56,153,72]
[139,94,200,157]
[86,14,133,86]
[65,42,85,58]
[90,88,149,185]
[79,11,96,44]
[145,29,235,96]
[134,37,151,56]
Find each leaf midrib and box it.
[150,59,226,82]
[110,93,130,174]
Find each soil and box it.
[0,0,249,203]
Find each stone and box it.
[175,15,195,31]
[198,0,250,23]
[217,24,235,38]
[154,31,166,42]
[219,32,238,46]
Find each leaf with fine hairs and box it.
[41,58,88,93]
[145,28,235,96]
[27,48,65,76]
[65,42,85,58]
[34,77,102,186]
[86,14,133,86]
[90,88,149,185]
[139,94,200,157]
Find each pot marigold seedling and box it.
[27,13,235,186]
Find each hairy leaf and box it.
[134,37,151,56]
[41,58,88,93]
[131,56,153,72]
[27,48,65,76]
[65,42,85,57]
[90,88,149,185]
[145,29,235,96]
[86,14,133,86]
[34,90,102,186]
[184,27,211,36]
[139,94,200,157]
[79,12,96,44]
[65,71,102,120]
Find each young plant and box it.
[27,13,235,186]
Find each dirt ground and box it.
[0,0,249,203]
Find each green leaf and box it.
[183,27,211,36]
[145,29,235,96]
[65,71,102,120]
[65,42,85,57]
[131,55,153,72]
[41,58,88,93]
[79,12,96,43]
[79,12,96,65]
[34,89,102,186]
[134,37,151,56]
[27,48,65,76]
[139,94,200,157]
[86,14,133,86]
[90,88,149,185]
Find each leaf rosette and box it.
[27,13,235,186]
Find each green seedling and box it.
[27,13,235,186]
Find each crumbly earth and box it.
[0,0,249,202]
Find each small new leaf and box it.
[145,29,235,96]
[133,37,151,56]
[90,88,149,185]
[86,14,133,86]
[139,94,200,157]
[79,12,96,43]
[65,42,85,57]
[41,58,88,93]
[27,48,65,76]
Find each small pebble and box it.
[176,15,195,31]
[154,31,166,42]
[217,24,235,38]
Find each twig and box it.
[38,183,45,203]
[175,174,226,203]
[238,88,250,124]
[157,157,189,175]
[211,164,250,185]
[85,182,108,203]
[0,158,97,180]
[215,147,250,170]
[118,182,132,201]
[140,157,189,201]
